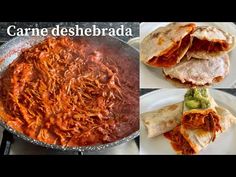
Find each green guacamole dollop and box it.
[184,88,211,109]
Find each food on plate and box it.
[141,102,183,138]
[187,26,236,59]
[141,22,196,67]
[176,89,221,153]
[165,106,236,154]
[183,88,214,109]
[141,23,236,87]
[164,88,236,154]
[0,36,139,147]
[164,126,195,154]
[163,54,230,86]
[141,88,236,154]
[182,89,220,136]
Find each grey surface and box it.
[9,136,138,155]
[0,22,139,42]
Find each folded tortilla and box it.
[180,106,236,154]
[163,54,230,86]
[165,106,236,154]
[141,22,196,67]
[165,89,221,154]
[141,102,183,138]
[181,90,221,140]
[183,90,218,113]
[187,26,236,59]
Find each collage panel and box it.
[0,22,140,155]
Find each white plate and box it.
[140,22,236,88]
[140,89,236,154]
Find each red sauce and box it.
[164,126,195,155]
[0,36,139,147]
[189,38,229,53]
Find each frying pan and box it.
[0,33,139,152]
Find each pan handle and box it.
[0,130,13,155]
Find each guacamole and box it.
[184,88,211,109]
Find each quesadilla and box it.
[141,22,196,67]
[180,106,236,154]
[141,102,183,138]
[163,54,230,86]
[187,26,236,59]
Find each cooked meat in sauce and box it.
[148,34,191,67]
[164,126,195,155]
[189,38,229,53]
[182,111,222,141]
[164,110,222,154]
[0,36,139,147]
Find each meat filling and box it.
[164,126,195,155]
[182,111,222,141]
[189,38,229,53]
[148,34,191,67]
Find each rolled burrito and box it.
[141,102,183,138]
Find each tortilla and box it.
[141,22,196,67]
[163,54,230,86]
[180,89,234,154]
[141,102,183,138]
[187,26,236,59]
[164,89,236,154]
